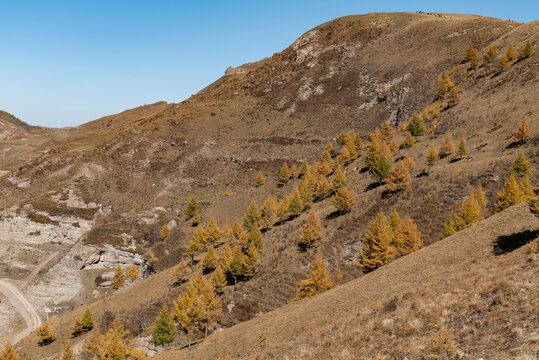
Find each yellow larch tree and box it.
[494,174,526,213]
[110,265,126,290]
[293,256,334,301]
[299,212,323,249]
[254,171,265,187]
[358,210,394,273]
[330,187,355,213]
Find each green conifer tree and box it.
[407,115,425,136]
[185,197,200,219]
[37,324,56,346]
[151,305,176,346]
[370,154,391,184]
[511,152,532,176]
[518,40,533,59]
[242,200,261,231]
[456,138,468,159]
[81,307,94,331]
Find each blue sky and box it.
[1,0,537,127]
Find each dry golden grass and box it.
[4,13,539,359]
[152,203,538,359]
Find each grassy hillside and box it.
[4,12,538,359]
[154,203,538,359]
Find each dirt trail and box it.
[0,279,42,345]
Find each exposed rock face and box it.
[0,212,92,276]
[0,211,93,341]
[25,242,95,311]
[81,246,145,270]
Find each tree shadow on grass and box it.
[326,210,349,220]
[493,229,538,255]
[364,182,383,192]
[505,141,524,150]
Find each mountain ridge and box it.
[0,12,537,359]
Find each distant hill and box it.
[0,110,33,138]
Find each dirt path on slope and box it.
[0,279,42,345]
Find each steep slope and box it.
[3,12,538,359]
[0,110,33,139]
[154,203,538,359]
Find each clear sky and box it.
[1,0,537,128]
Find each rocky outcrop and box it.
[81,245,145,270]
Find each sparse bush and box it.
[27,212,59,225]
